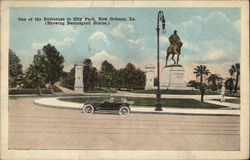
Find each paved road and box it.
[9,99,240,150]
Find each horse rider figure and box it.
[169,30,182,50]
[166,30,183,66]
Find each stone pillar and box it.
[74,63,84,94]
[145,65,155,90]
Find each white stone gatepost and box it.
[74,62,84,93]
[145,65,155,90]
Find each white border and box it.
[1,0,249,159]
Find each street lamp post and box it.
[155,11,165,111]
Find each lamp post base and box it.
[155,93,163,111]
[155,103,163,111]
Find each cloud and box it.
[107,23,150,62]
[88,31,110,44]
[111,23,135,39]
[90,50,125,70]
[128,39,140,44]
[32,37,75,50]
[55,25,78,36]
[172,11,240,67]
[204,49,227,61]
[181,39,199,51]
[178,11,239,43]
[159,35,169,44]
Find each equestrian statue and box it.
[166,30,183,66]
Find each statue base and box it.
[160,65,191,90]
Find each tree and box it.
[118,63,146,89]
[206,74,223,92]
[25,53,46,95]
[60,67,75,90]
[88,67,98,90]
[193,65,210,103]
[82,58,98,91]
[9,49,23,88]
[187,80,199,89]
[133,68,146,89]
[42,44,65,93]
[123,63,136,88]
[229,63,240,93]
[193,65,210,84]
[116,69,125,88]
[225,77,234,94]
[99,60,116,88]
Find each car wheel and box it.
[84,104,94,114]
[119,106,130,116]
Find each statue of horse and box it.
[166,42,183,66]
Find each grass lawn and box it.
[59,97,226,109]
[85,89,107,93]
[131,89,218,95]
[212,98,240,104]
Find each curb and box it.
[33,98,240,116]
[131,110,240,116]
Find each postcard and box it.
[1,0,249,159]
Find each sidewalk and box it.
[204,99,239,109]
[34,97,240,116]
[55,83,75,94]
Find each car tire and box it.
[83,104,94,114]
[119,106,130,116]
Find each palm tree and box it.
[193,65,210,84]
[83,58,92,66]
[229,63,240,93]
[207,74,223,92]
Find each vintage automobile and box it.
[83,96,133,116]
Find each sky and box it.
[9,7,241,81]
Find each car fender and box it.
[119,104,131,111]
[83,103,96,110]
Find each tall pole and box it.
[155,11,165,111]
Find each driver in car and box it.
[109,96,114,103]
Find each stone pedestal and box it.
[74,63,84,94]
[160,65,190,90]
